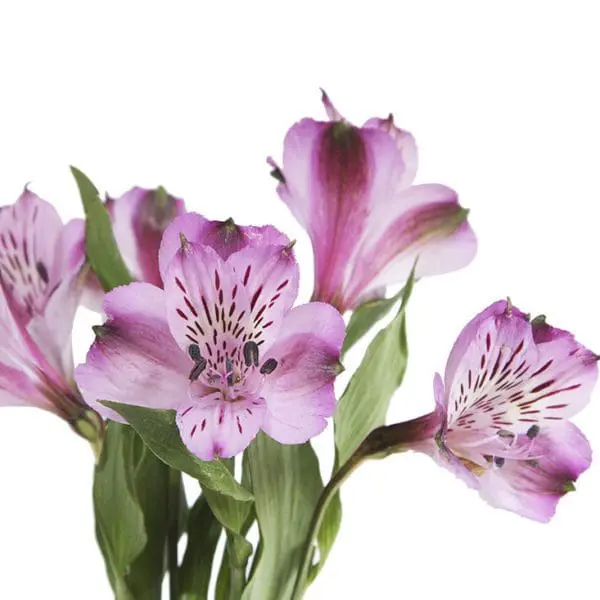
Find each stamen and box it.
[188,343,202,362]
[189,358,207,381]
[226,358,234,387]
[243,341,259,367]
[526,424,540,440]
[493,456,505,468]
[260,358,278,375]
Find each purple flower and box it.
[76,213,345,460]
[268,91,477,312]
[84,187,186,310]
[0,190,92,426]
[408,300,597,521]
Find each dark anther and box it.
[226,358,234,387]
[36,261,49,284]
[497,430,515,440]
[243,341,259,367]
[494,456,505,468]
[260,358,278,375]
[188,343,202,362]
[189,357,207,381]
[526,424,540,440]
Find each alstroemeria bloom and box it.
[84,186,185,310]
[0,190,97,433]
[403,300,597,521]
[76,213,345,460]
[269,91,477,312]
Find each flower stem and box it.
[291,451,366,600]
[291,416,437,599]
[168,468,181,599]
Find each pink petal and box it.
[345,185,476,308]
[277,119,401,308]
[364,115,418,189]
[0,360,51,410]
[163,243,252,361]
[227,243,299,350]
[0,189,64,319]
[260,303,344,443]
[75,282,188,421]
[159,212,289,282]
[477,423,591,522]
[108,187,185,287]
[443,300,598,436]
[177,393,266,460]
[28,218,87,376]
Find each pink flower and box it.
[268,91,477,312]
[0,190,94,429]
[408,300,597,521]
[84,186,185,310]
[76,213,345,460]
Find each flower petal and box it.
[159,212,289,281]
[477,422,591,521]
[163,243,252,365]
[177,394,266,460]
[0,190,64,319]
[28,218,87,376]
[277,119,404,308]
[108,187,185,287]
[0,360,51,410]
[364,115,418,189]
[227,243,299,350]
[443,301,598,436]
[260,303,344,444]
[75,282,188,421]
[345,185,476,308]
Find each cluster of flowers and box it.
[1,92,595,534]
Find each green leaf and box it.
[334,268,415,466]
[179,496,222,600]
[125,437,170,600]
[342,287,405,357]
[242,435,323,600]
[93,422,147,598]
[103,403,253,502]
[71,166,133,290]
[309,485,342,582]
[203,459,253,600]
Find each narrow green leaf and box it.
[304,270,416,584]
[103,403,253,502]
[342,287,404,357]
[71,166,133,290]
[335,269,415,466]
[93,422,147,597]
[125,438,170,600]
[242,435,323,600]
[309,487,342,582]
[179,496,222,600]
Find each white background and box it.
[1,1,599,599]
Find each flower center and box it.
[187,340,277,402]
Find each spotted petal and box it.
[0,190,65,319]
[444,300,598,436]
[177,393,266,460]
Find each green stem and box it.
[291,452,366,600]
[291,417,435,599]
[168,468,181,599]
